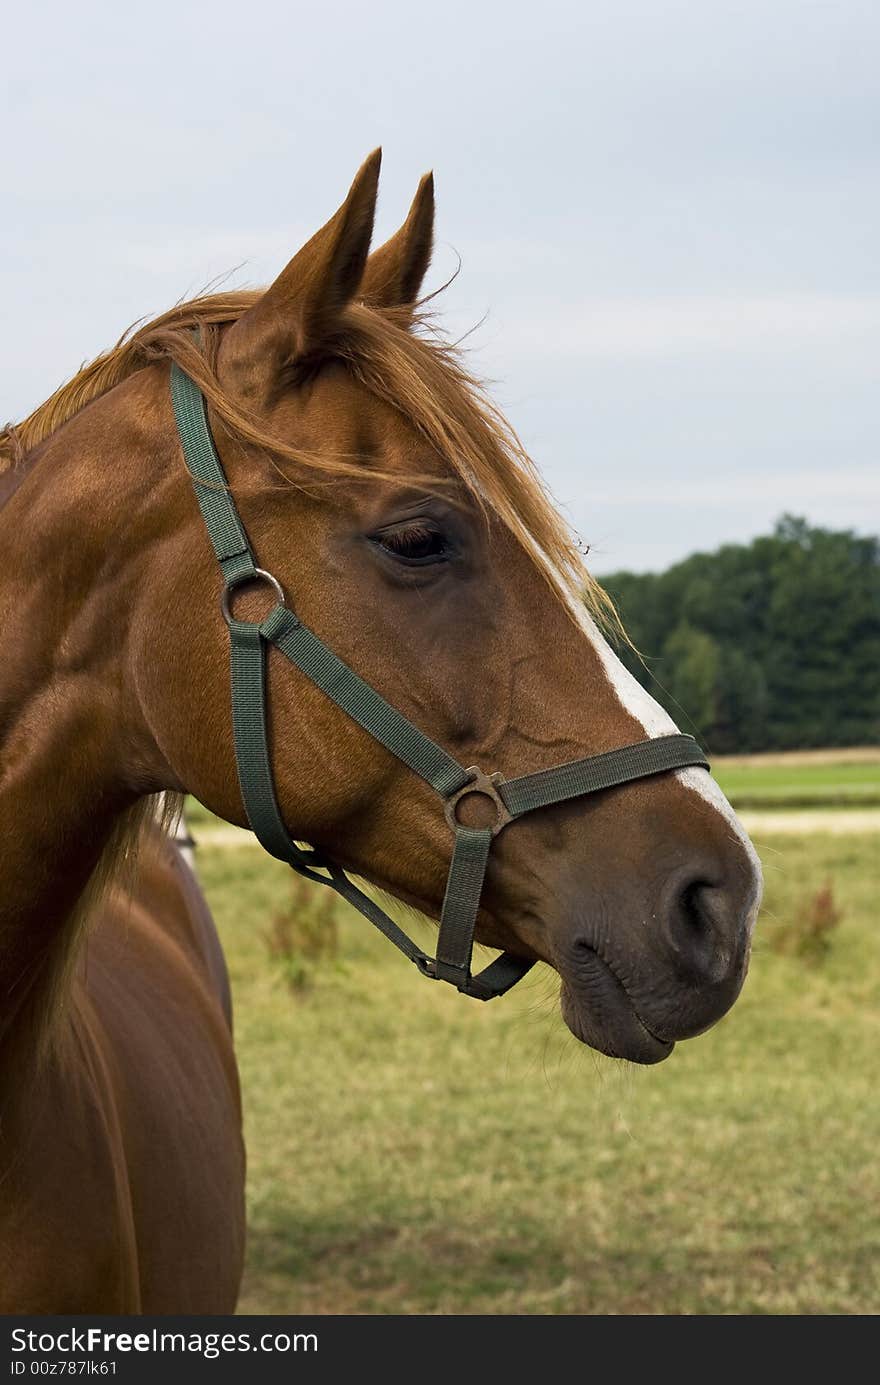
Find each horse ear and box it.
[220,149,381,398]
[359,172,434,312]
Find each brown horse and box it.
[0,151,762,1312]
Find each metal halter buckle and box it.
[443,767,512,837]
[220,567,286,625]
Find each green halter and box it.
[170,362,709,1001]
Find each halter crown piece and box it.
[170,363,710,1001]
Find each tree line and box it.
[600,516,879,753]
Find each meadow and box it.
[712,748,880,809]
[192,761,880,1313]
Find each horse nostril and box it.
[665,879,733,984]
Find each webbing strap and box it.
[228,617,440,974]
[435,827,493,984]
[500,734,709,818]
[260,605,470,798]
[430,826,536,1002]
[170,359,710,1005]
[229,620,321,872]
[323,867,436,973]
[170,363,256,583]
[257,607,535,998]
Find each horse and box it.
[0,150,762,1313]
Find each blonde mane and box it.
[1,288,619,631]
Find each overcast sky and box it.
[4,0,878,572]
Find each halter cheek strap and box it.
[170,362,710,1002]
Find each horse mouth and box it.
[559,945,674,1065]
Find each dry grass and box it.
[714,747,880,768]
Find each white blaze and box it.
[575,605,763,924]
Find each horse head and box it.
[121,152,763,1062]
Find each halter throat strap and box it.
[170,361,710,1002]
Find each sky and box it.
[4,0,878,573]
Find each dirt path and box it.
[714,747,880,768]
[191,809,879,850]
[738,809,879,835]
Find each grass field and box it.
[196,818,880,1315]
[713,754,880,808]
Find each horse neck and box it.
[0,369,174,1055]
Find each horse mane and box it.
[0,287,619,633]
[0,792,184,1090]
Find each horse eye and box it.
[371,520,453,567]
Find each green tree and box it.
[658,623,721,737]
[601,516,879,753]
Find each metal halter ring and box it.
[444,767,513,837]
[220,567,286,625]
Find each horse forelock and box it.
[0,288,620,636]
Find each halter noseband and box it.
[170,363,709,1002]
